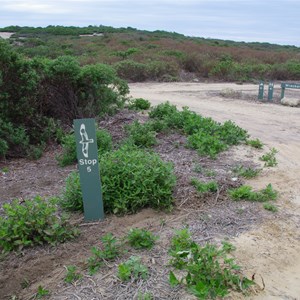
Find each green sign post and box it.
[281,82,300,99]
[258,81,264,100]
[268,82,274,101]
[74,118,104,221]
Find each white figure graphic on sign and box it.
[79,124,94,158]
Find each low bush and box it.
[124,121,157,148]
[229,184,278,202]
[169,229,253,299]
[114,60,148,82]
[187,131,227,158]
[128,98,151,110]
[191,178,218,194]
[148,101,178,120]
[0,196,78,252]
[61,146,176,214]
[64,265,82,284]
[127,228,157,249]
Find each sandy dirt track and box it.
[130,82,300,299]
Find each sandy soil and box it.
[130,82,300,299]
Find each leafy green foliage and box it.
[148,101,178,120]
[128,98,151,110]
[149,104,248,159]
[0,197,78,252]
[60,171,83,211]
[263,203,278,212]
[0,118,29,158]
[100,146,176,214]
[36,286,50,298]
[127,228,157,249]
[232,165,261,179]
[0,40,128,157]
[229,184,278,202]
[88,233,121,275]
[169,229,253,299]
[64,265,82,284]
[62,146,176,214]
[260,148,278,167]
[246,138,264,149]
[118,256,148,282]
[191,178,218,194]
[125,121,157,148]
[187,132,227,158]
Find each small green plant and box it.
[169,229,253,299]
[232,165,261,179]
[125,120,157,148]
[128,98,151,110]
[260,148,278,167]
[229,184,278,202]
[1,166,9,173]
[88,233,121,275]
[0,196,79,252]
[35,286,50,299]
[246,138,264,149]
[191,178,218,194]
[263,203,278,212]
[118,256,148,282]
[64,265,82,284]
[127,228,157,249]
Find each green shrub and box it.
[60,171,83,211]
[62,146,176,214]
[187,131,227,158]
[128,98,151,110]
[127,228,157,249]
[0,196,79,252]
[229,184,277,202]
[118,256,148,281]
[191,178,218,193]
[56,134,77,167]
[125,121,157,148]
[0,118,30,158]
[169,229,253,299]
[216,120,248,145]
[114,60,147,82]
[148,101,178,120]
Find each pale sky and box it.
[0,0,299,46]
